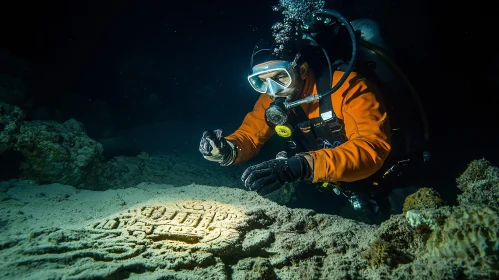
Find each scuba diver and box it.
[199,7,430,220]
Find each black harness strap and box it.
[277,61,350,153]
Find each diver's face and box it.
[253,64,305,101]
[256,69,292,100]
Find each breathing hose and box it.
[285,9,358,109]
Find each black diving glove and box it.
[242,155,311,195]
[199,129,236,166]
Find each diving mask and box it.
[247,60,296,95]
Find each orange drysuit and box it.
[225,70,391,184]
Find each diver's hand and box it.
[241,155,311,195]
[199,129,236,166]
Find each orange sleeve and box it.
[225,94,275,164]
[308,72,391,183]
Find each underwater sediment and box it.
[0,158,497,279]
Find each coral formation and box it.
[456,158,499,210]
[1,103,103,186]
[405,203,499,278]
[425,205,499,265]
[1,103,247,190]
[15,119,103,186]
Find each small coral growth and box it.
[402,187,445,213]
[362,240,392,267]
[361,239,413,268]
[362,215,421,269]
